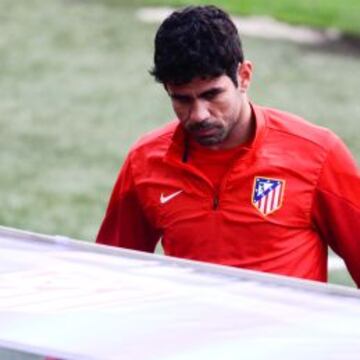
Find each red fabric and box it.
[312,138,360,286]
[189,139,251,189]
[97,157,160,251]
[97,104,360,286]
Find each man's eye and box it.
[202,91,221,101]
[173,96,191,104]
[203,93,216,100]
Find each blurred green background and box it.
[133,0,360,35]
[0,0,359,293]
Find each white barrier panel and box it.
[0,226,359,360]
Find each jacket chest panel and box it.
[136,156,318,231]
[136,172,213,230]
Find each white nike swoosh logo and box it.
[160,190,183,204]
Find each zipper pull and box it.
[213,195,219,210]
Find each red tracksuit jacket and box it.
[97,104,360,286]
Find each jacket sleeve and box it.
[96,155,160,252]
[312,136,360,287]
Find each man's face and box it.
[166,67,250,149]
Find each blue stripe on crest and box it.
[253,178,280,203]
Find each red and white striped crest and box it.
[252,177,285,216]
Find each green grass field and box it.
[0,0,358,292]
[129,0,360,35]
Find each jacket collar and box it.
[164,102,267,164]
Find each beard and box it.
[185,119,228,146]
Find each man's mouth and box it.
[194,127,218,137]
[188,121,218,136]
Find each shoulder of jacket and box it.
[128,120,178,154]
[262,106,338,151]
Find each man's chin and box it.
[194,135,223,147]
[187,127,227,147]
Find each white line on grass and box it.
[136,7,341,45]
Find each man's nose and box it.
[188,100,210,123]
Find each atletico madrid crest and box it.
[252,177,285,216]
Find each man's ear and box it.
[237,61,253,92]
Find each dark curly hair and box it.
[150,5,244,86]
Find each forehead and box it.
[166,75,233,96]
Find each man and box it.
[97,6,360,286]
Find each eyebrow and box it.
[170,93,193,102]
[200,87,224,98]
[170,87,225,101]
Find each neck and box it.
[212,98,255,150]
[235,98,254,144]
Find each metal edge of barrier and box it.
[0,225,359,299]
[0,337,89,360]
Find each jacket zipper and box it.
[213,194,219,210]
[164,159,225,211]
